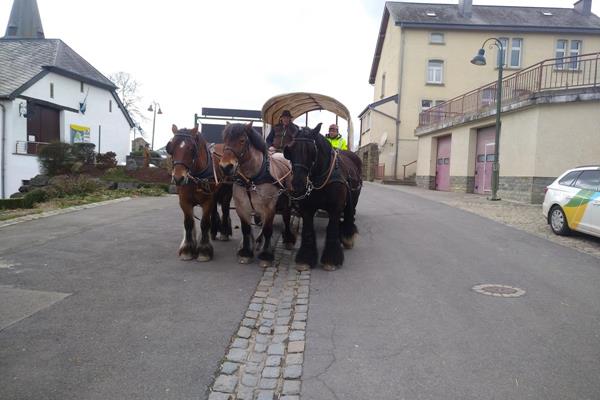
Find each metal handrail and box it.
[402,160,417,180]
[419,52,600,128]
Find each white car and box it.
[542,166,600,238]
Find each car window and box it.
[558,170,582,186]
[573,170,600,191]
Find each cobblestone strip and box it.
[208,235,310,400]
[0,197,132,229]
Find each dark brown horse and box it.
[219,122,296,267]
[283,123,362,271]
[166,125,232,261]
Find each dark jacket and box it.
[266,122,299,148]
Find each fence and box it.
[419,52,600,128]
[15,141,49,155]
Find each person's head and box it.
[328,124,339,138]
[281,110,292,125]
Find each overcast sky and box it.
[1,0,599,149]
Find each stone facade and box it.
[450,176,475,193]
[356,143,379,182]
[499,176,556,204]
[416,175,435,190]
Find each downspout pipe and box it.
[1,103,6,199]
[393,27,406,179]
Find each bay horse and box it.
[166,125,233,261]
[283,123,362,271]
[219,122,296,267]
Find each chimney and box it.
[458,0,473,18]
[574,0,592,16]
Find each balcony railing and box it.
[418,52,600,129]
[15,141,49,155]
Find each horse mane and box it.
[223,123,267,154]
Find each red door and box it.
[26,103,60,154]
[435,135,451,191]
[474,126,495,194]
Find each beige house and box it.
[358,0,600,185]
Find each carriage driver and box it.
[266,110,299,152]
[325,124,348,151]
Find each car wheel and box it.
[549,205,571,236]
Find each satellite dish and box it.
[378,132,388,148]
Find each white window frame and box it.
[427,60,444,84]
[421,99,433,111]
[498,38,522,68]
[555,39,582,70]
[429,32,445,44]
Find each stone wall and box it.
[450,176,475,193]
[416,175,435,190]
[356,143,379,182]
[499,176,556,203]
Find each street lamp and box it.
[147,101,163,150]
[471,38,504,201]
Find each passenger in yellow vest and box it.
[325,124,348,150]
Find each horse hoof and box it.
[219,234,230,242]
[239,257,253,264]
[259,260,272,268]
[197,255,212,262]
[179,254,195,261]
[322,264,338,271]
[295,263,311,272]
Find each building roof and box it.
[3,0,44,39]
[0,38,116,99]
[369,2,600,84]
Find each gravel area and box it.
[368,182,600,260]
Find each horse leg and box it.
[340,188,360,249]
[219,187,233,241]
[178,201,199,260]
[295,207,318,271]
[238,218,255,263]
[321,207,345,271]
[257,210,275,268]
[210,198,221,241]
[279,197,296,250]
[197,200,214,262]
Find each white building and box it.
[0,0,134,198]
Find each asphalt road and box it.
[0,196,261,400]
[302,183,600,400]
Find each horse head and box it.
[166,124,204,186]
[271,124,295,150]
[283,123,322,194]
[220,122,266,177]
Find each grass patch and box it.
[100,167,140,183]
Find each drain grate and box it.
[472,284,525,298]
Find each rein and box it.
[289,137,338,200]
[170,132,215,189]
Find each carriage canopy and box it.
[261,92,354,149]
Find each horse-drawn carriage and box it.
[166,92,362,271]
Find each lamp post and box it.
[147,101,163,150]
[471,38,504,201]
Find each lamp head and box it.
[147,104,154,112]
[157,107,163,115]
[471,48,487,66]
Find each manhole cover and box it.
[472,284,525,298]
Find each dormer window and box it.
[542,11,553,16]
[426,11,437,17]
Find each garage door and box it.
[474,126,495,194]
[435,135,451,191]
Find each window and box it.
[556,39,582,70]
[80,82,84,93]
[381,73,386,99]
[50,83,54,98]
[573,170,600,190]
[427,60,443,84]
[430,32,444,44]
[421,99,445,111]
[559,170,582,186]
[498,38,522,68]
[109,100,113,112]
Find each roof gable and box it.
[369,2,600,84]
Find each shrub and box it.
[72,143,96,165]
[96,151,117,170]
[46,175,100,198]
[0,198,25,210]
[23,189,48,208]
[38,142,76,176]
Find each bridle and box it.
[287,137,337,200]
[168,132,213,186]
[223,132,250,164]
